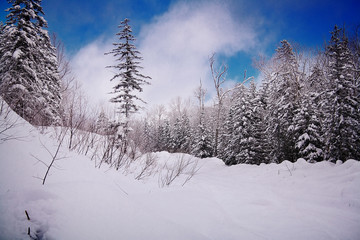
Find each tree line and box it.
[0,0,359,167]
[137,27,360,164]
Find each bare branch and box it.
[31,128,68,185]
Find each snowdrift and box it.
[1,106,360,240]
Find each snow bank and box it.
[0,108,359,239]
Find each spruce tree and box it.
[267,40,301,162]
[218,103,236,165]
[294,65,324,162]
[158,119,172,152]
[192,111,213,158]
[0,21,4,59]
[246,81,269,164]
[0,0,61,126]
[323,26,360,161]
[219,83,267,165]
[227,85,251,165]
[105,18,151,151]
[172,113,191,153]
[96,111,110,135]
[142,120,153,153]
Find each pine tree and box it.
[158,119,172,152]
[257,79,272,164]
[218,82,267,165]
[323,26,360,161]
[171,113,191,153]
[192,111,213,158]
[218,103,236,165]
[226,85,251,165]
[105,18,151,151]
[0,21,4,59]
[267,40,301,162]
[294,65,324,162]
[246,81,270,164]
[0,0,61,126]
[142,120,153,153]
[96,111,110,135]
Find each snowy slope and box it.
[0,109,360,240]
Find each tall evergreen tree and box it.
[267,40,301,162]
[0,21,4,59]
[246,81,270,164]
[171,113,191,153]
[192,111,213,158]
[158,119,172,152]
[323,26,360,161]
[96,111,110,135]
[224,85,251,165]
[218,103,236,164]
[142,120,153,153]
[294,65,324,162]
[0,0,61,126]
[219,82,268,165]
[105,18,151,151]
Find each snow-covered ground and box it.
[1,109,360,240]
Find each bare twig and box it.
[32,128,68,185]
[158,154,200,187]
[135,153,158,180]
[0,100,25,143]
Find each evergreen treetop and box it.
[106,18,151,119]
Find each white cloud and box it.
[138,0,258,107]
[70,0,259,112]
[70,39,115,109]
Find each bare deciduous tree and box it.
[210,53,253,156]
[194,79,207,112]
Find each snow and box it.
[12,49,22,59]
[1,108,360,239]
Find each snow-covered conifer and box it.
[192,111,213,158]
[246,81,270,164]
[224,85,250,165]
[219,82,267,165]
[142,120,153,153]
[218,104,236,164]
[171,113,191,153]
[96,111,110,135]
[105,18,151,152]
[158,119,172,152]
[267,40,301,162]
[105,19,150,127]
[322,26,360,161]
[0,0,61,126]
[293,65,324,162]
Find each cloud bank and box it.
[71,39,114,108]
[138,1,258,106]
[72,0,259,110]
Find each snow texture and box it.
[0,108,360,240]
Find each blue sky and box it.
[1,0,360,108]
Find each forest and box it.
[0,0,359,169]
[1,1,360,239]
